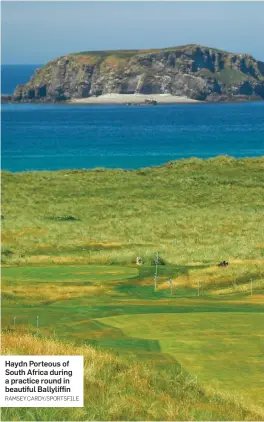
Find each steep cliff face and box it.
[13,44,264,102]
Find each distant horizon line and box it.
[2,64,43,66]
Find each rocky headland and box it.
[10,44,264,103]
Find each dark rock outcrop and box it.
[12,44,264,102]
[1,95,13,103]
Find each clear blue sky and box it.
[2,1,264,64]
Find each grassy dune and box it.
[2,156,264,267]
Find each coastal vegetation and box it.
[2,156,264,267]
[2,329,262,421]
[2,156,264,420]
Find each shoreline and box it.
[68,93,201,105]
[2,93,263,105]
[2,155,263,175]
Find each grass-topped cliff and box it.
[13,44,264,102]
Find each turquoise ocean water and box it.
[1,65,264,172]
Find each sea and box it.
[1,64,264,172]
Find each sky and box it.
[1,1,264,64]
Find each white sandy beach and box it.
[69,93,201,104]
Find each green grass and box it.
[2,264,137,283]
[2,263,264,416]
[100,312,264,407]
[216,69,248,85]
[1,157,264,420]
[70,45,211,59]
[3,330,262,422]
[2,157,264,267]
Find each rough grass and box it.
[2,157,264,267]
[157,262,264,295]
[1,331,262,421]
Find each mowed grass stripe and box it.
[99,312,264,406]
[1,264,138,282]
[2,263,264,413]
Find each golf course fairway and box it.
[2,263,264,412]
